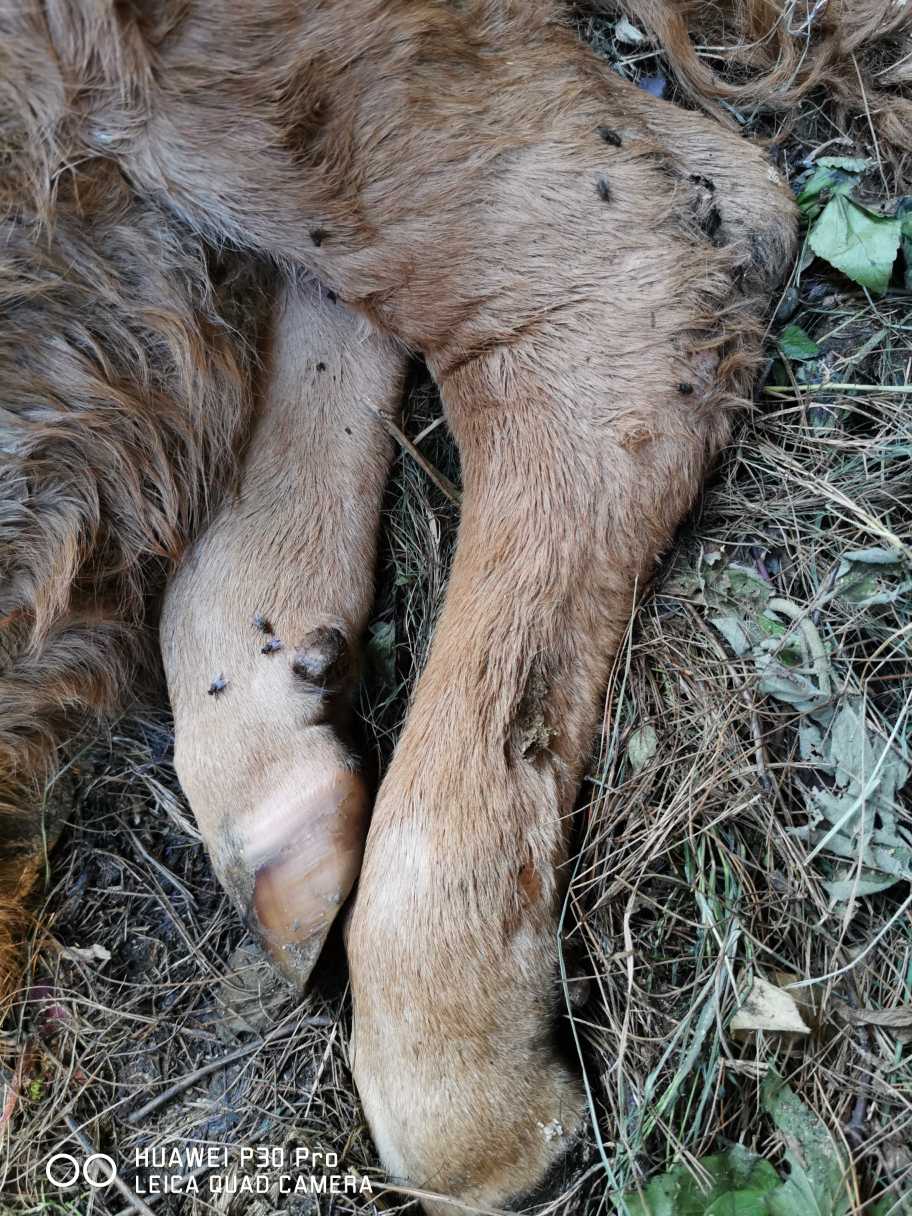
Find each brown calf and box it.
[11,0,898,1206]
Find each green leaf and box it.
[836,547,912,606]
[809,196,902,295]
[724,565,773,604]
[871,1193,912,1216]
[761,1073,852,1216]
[624,1172,677,1216]
[628,723,658,772]
[796,164,861,218]
[704,1192,774,1216]
[899,199,912,291]
[621,1149,780,1216]
[778,324,820,360]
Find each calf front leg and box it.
[161,278,405,981]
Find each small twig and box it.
[412,414,445,444]
[126,1013,330,1124]
[764,382,912,395]
[370,408,462,505]
[683,604,776,797]
[851,53,888,193]
[805,135,854,163]
[62,1113,157,1216]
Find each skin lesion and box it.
[290,625,350,689]
[511,656,555,762]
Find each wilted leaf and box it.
[809,196,902,295]
[615,16,645,42]
[628,723,658,772]
[61,943,111,964]
[816,156,871,172]
[730,975,810,1037]
[799,721,826,763]
[822,873,900,901]
[778,325,820,360]
[710,615,751,657]
[755,662,829,714]
[801,697,912,902]
[762,1073,851,1216]
[835,1001,912,1030]
[842,547,905,566]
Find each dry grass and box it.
[2,12,911,1216]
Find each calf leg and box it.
[161,278,405,982]
[53,0,795,1198]
[338,31,798,1214]
[346,309,727,1207]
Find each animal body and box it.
[1,0,906,1208]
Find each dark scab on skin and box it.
[598,126,622,147]
[291,625,348,688]
[689,173,716,194]
[309,228,328,247]
[686,174,723,245]
[513,658,553,760]
[704,205,722,242]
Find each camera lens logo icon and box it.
[46,1152,117,1189]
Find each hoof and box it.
[247,768,368,980]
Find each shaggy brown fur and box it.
[0,0,902,1207]
[617,0,912,165]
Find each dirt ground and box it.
[1,10,910,1216]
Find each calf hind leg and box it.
[344,43,797,1215]
[161,278,405,983]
